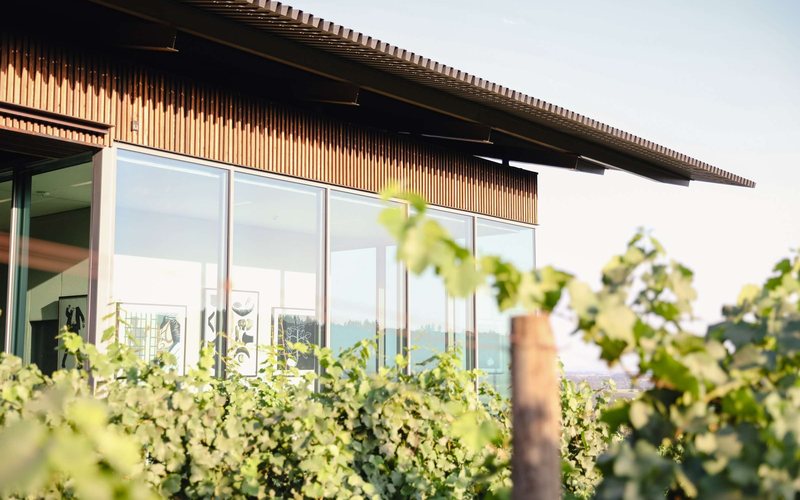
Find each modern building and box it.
[0,0,752,392]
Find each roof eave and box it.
[87,0,755,188]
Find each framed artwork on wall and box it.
[203,289,260,376]
[230,290,259,376]
[202,289,221,344]
[57,294,88,369]
[116,303,187,373]
[272,307,317,372]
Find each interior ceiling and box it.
[0,125,95,221]
[0,157,92,232]
[0,150,41,167]
[0,123,102,168]
[30,163,93,218]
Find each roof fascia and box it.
[88,0,694,185]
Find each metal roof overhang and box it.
[87,0,755,188]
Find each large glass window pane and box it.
[408,209,473,370]
[113,150,227,372]
[17,162,92,375]
[476,219,535,395]
[329,191,404,369]
[231,173,323,375]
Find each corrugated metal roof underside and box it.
[181,0,754,188]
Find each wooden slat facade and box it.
[0,33,537,224]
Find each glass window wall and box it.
[113,150,227,372]
[329,191,404,370]
[476,218,535,394]
[13,161,93,375]
[106,148,535,382]
[231,173,323,375]
[408,209,473,370]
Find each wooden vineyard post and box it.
[510,313,560,500]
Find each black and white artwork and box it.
[58,295,88,369]
[203,289,221,344]
[203,290,259,376]
[117,303,186,373]
[231,291,259,376]
[273,308,317,371]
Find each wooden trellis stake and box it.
[510,313,561,500]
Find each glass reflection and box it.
[0,180,10,351]
[329,191,404,369]
[476,218,534,395]
[113,150,227,372]
[231,174,323,375]
[408,209,472,370]
[19,162,92,375]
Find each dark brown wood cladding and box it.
[0,33,536,224]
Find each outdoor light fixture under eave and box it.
[574,157,606,176]
[116,22,179,53]
[288,81,360,106]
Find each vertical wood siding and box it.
[0,34,537,224]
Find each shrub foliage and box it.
[381,189,800,499]
[560,377,617,499]
[0,339,512,498]
[1,190,798,498]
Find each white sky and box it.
[290,0,800,371]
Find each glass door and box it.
[0,179,12,351]
[9,157,93,375]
